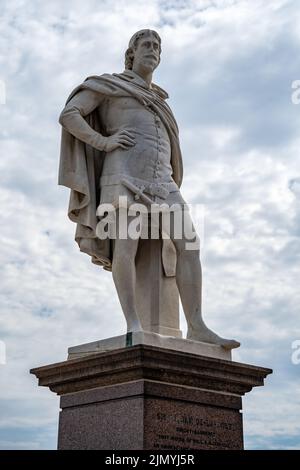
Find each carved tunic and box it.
[59,70,186,207]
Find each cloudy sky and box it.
[0,0,300,450]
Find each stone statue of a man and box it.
[59,29,239,349]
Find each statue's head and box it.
[125,29,161,72]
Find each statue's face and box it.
[133,35,160,72]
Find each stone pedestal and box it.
[67,331,232,360]
[30,343,272,450]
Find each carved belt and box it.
[100,175,178,201]
[99,174,178,277]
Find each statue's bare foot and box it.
[187,324,240,350]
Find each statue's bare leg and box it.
[112,215,142,333]
[169,211,240,349]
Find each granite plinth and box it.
[30,344,272,450]
[58,381,243,450]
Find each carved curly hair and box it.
[125,29,161,70]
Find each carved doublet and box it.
[98,95,185,206]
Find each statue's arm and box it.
[59,89,108,150]
[59,88,136,152]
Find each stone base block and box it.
[31,344,272,450]
[68,331,232,361]
[58,380,243,450]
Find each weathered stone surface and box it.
[67,331,231,361]
[30,345,272,450]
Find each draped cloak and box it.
[58,72,183,272]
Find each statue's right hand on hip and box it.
[103,129,136,152]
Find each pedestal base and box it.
[68,331,232,361]
[31,344,272,450]
[58,380,244,450]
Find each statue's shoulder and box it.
[84,73,123,87]
[85,73,114,82]
[81,73,129,96]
